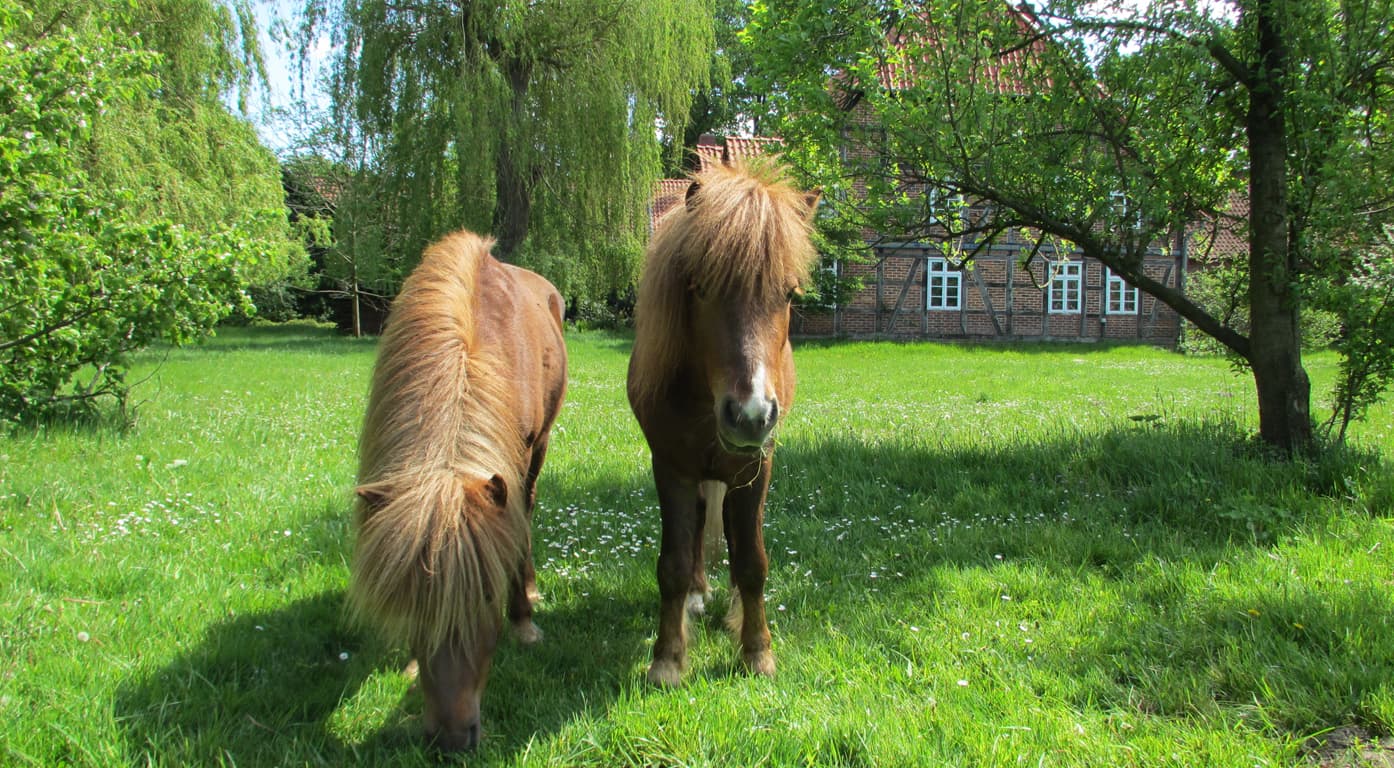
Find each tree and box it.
[666,0,764,173]
[1,0,297,420]
[26,0,305,289]
[747,0,1394,456]
[301,0,714,303]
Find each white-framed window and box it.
[1109,190,1143,227]
[925,257,962,310]
[929,187,967,229]
[1105,268,1139,314]
[1047,260,1082,314]
[811,257,840,310]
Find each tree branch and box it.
[0,302,109,354]
[1206,41,1254,88]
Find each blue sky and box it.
[245,0,332,154]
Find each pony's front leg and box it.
[649,459,701,687]
[723,459,774,677]
[508,440,550,645]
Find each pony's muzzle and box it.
[718,394,779,451]
[426,719,481,753]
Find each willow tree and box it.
[303,0,713,301]
[748,0,1394,456]
[25,0,304,288]
[666,0,763,174]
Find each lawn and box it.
[1,324,1391,766]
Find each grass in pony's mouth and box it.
[1,325,1391,767]
[718,433,768,457]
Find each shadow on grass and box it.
[193,324,379,356]
[114,419,1391,763]
[115,590,377,766]
[763,421,1392,736]
[773,419,1353,557]
[1063,579,1394,730]
[115,543,652,766]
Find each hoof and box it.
[513,620,543,645]
[646,659,683,688]
[685,591,708,616]
[743,649,775,678]
[403,659,420,681]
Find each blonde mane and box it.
[352,230,528,657]
[630,159,819,402]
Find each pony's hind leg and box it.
[723,460,775,678]
[686,480,727,616]
[649,460,701,687]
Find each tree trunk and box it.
[494,140,535,262]
[493,58,536,262]
[1245,0,1313,455]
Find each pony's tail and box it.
[349,469,526,656]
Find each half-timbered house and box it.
[652,135,1188,346]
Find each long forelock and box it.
[631,161,818,401]
[681,162,816,300]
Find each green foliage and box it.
[21,0,305,291]
[746,0,1394,452]
[1180,263,1340,357]
[89,97,304,287]
[666,0,764,174]
[0,0,291,420]
[746,0,1235,282]
[796,208,872,313]
[271,153,351,322]
[566,294,634,331]
[1317,229,1394,441]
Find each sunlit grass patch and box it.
[0,326,1389,766]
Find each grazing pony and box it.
[352,230,567,751]
[627,159,819,687]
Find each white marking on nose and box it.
[737,363,772,423]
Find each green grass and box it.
[1,324,1391,767]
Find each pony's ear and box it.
[802,189,822,221]
[483,474,508,509]
[684,181,702,210]
[355,481,393,510]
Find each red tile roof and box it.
[837,3,1052,108]
[725,136,782,163]
[651,177,694,232]
[694,143,725,172]
[653,136,786,231]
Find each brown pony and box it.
[627,159,819,687]
[352,230,567,751]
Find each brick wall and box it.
[796,236,1182,347]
